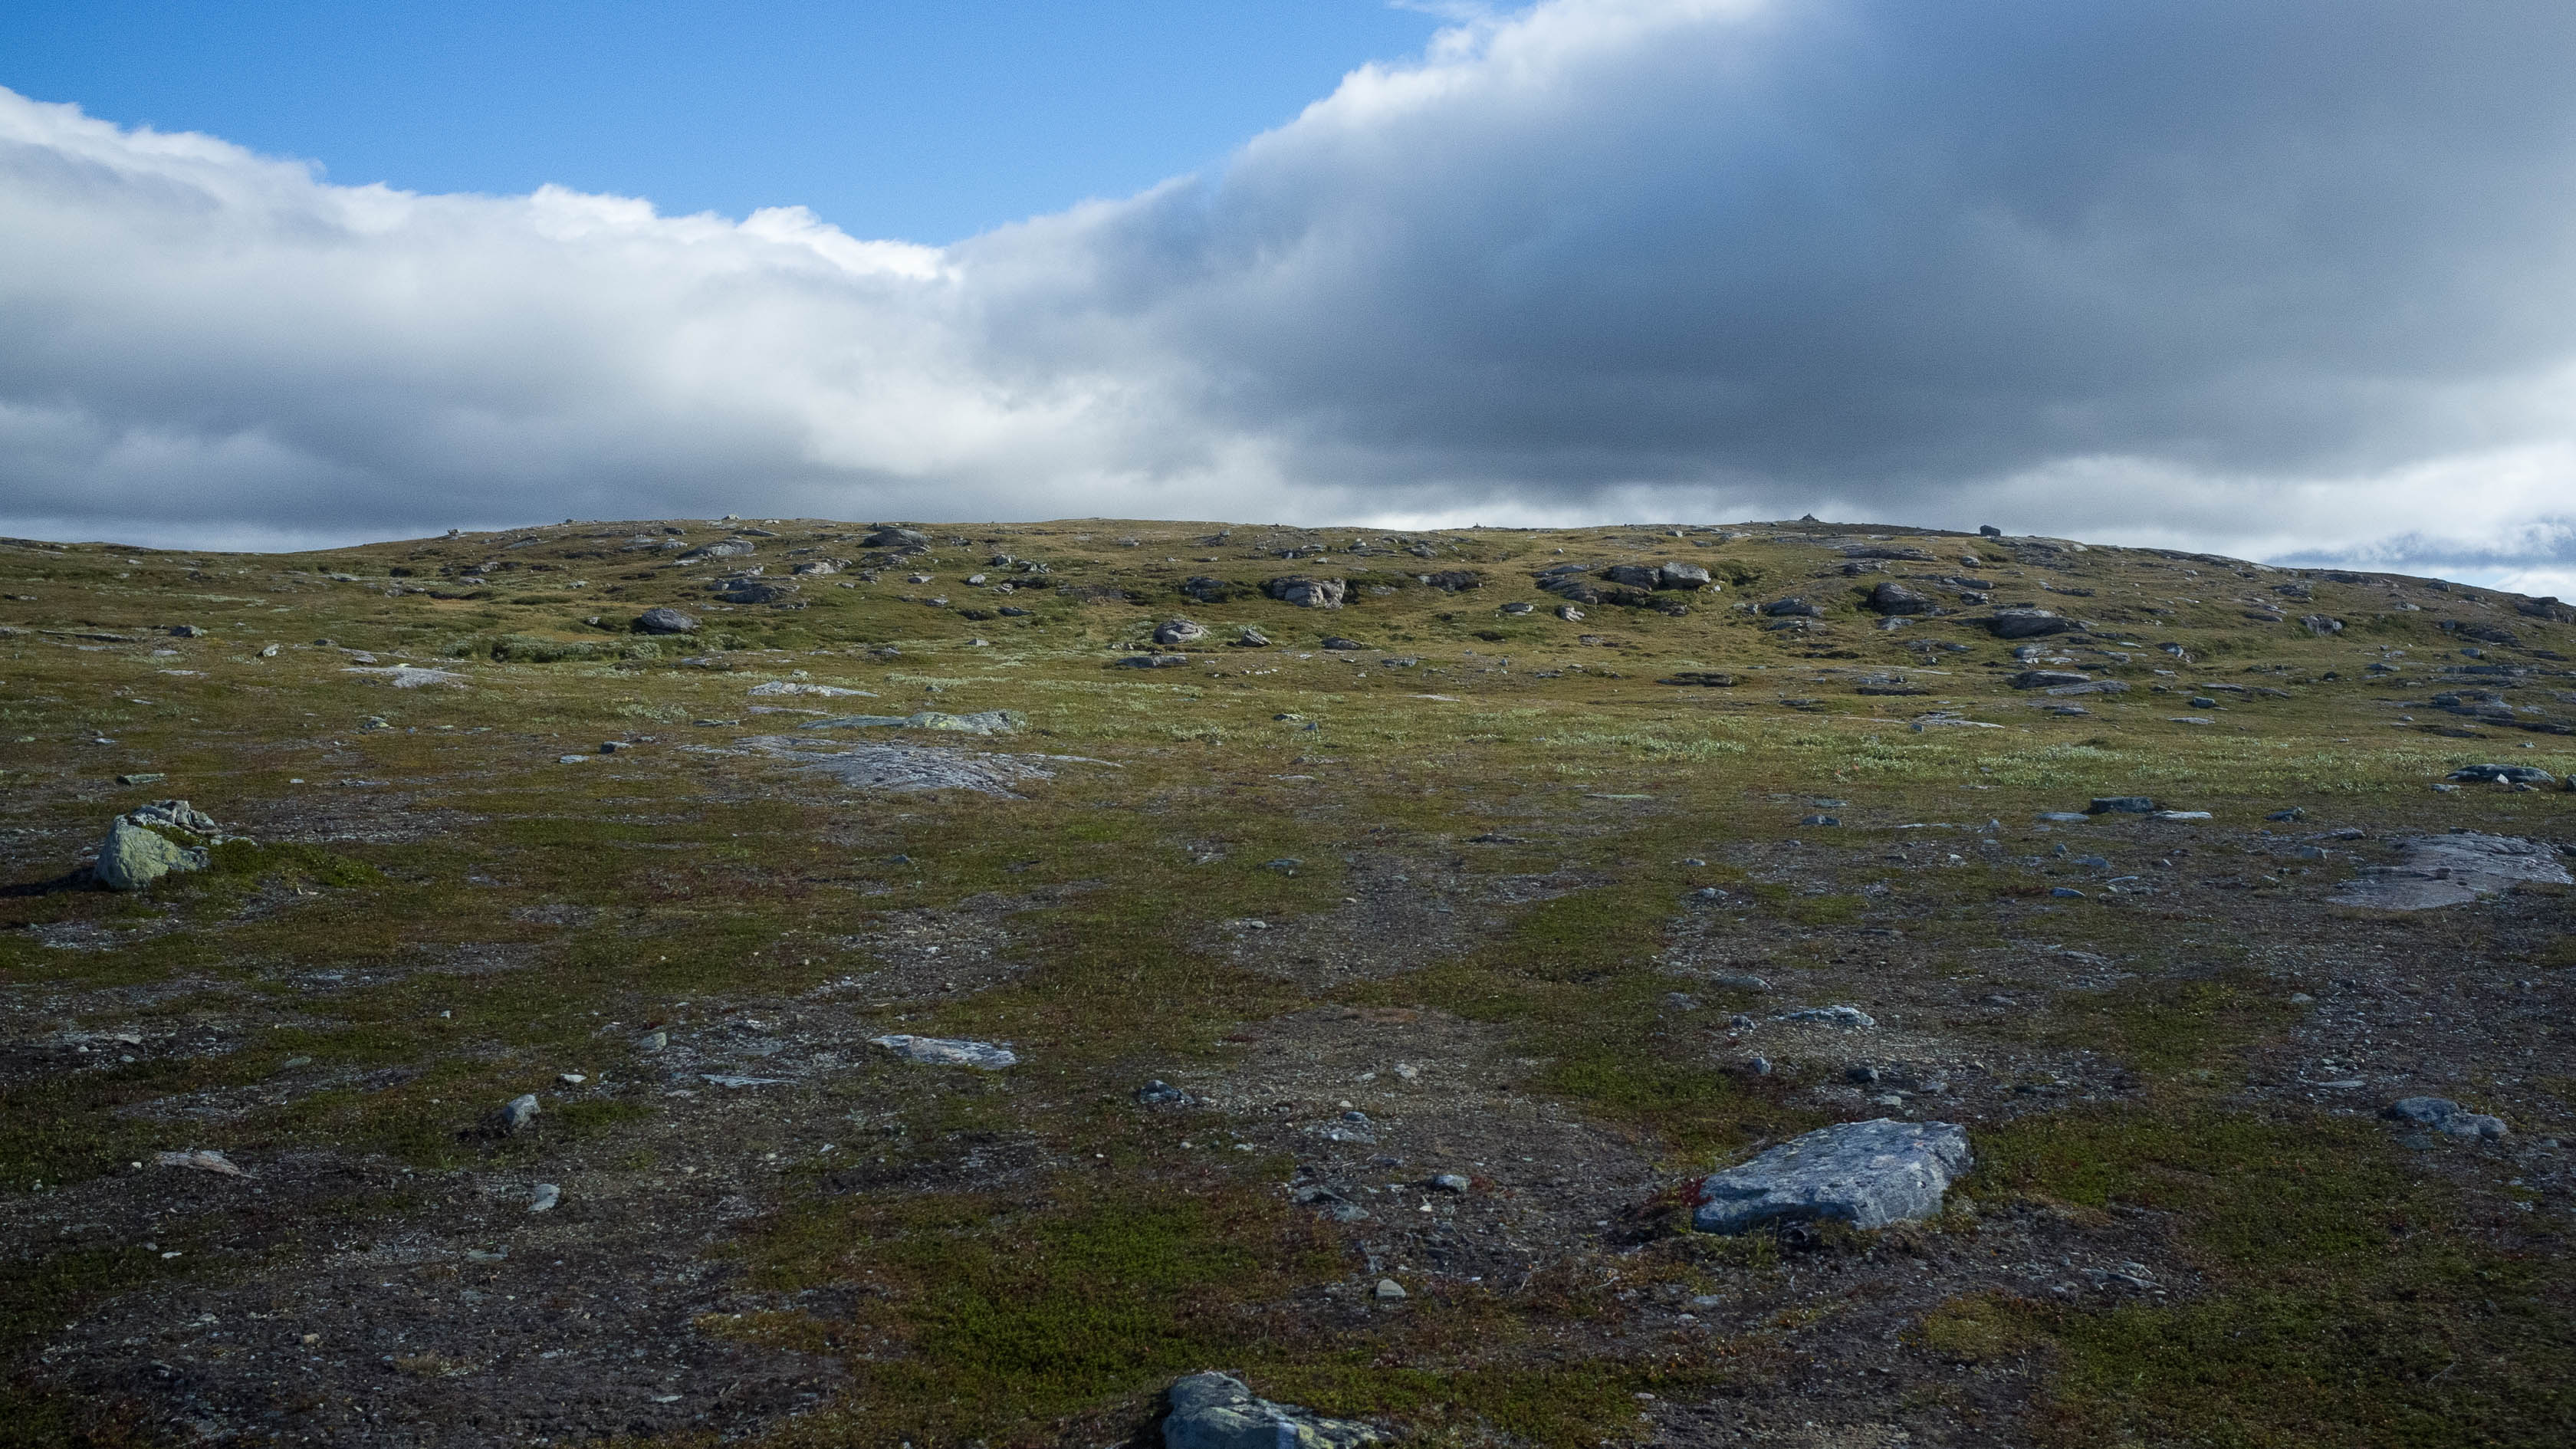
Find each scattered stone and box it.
[711,579,800,605]
[1319,637,1367,651]
[633,606,699,635]
[169,624,208,638]
[1154,619,1209,646]
[1799,814,1841,826]
[748,681,875,698]
[1498,601,1534,615]
[2267,807,2307,822]
[1431,1173,1471,1193]
[676,539,756,564]
[701,1074,790,1088]
[155,1148,249,1178]
[1372,1279,1408,1302]
[2168,715,2216,725]
[2330,831,2572,910]
[1780,1005,1876,1029]
[2087,797,2158,814]
[2036,811,2090,823]
[117,772,166,786]
[1136,1080,1195,1108]
[1692,1119,1972,1234]
[497,1094,540,1135]
[638,1030,668,1053]
[1162,1371,1381,1449]
[2383,1096,2508,1141]
[92,801,225,891]
[1263,858,1303,874]
[869,1035,1018,1070]
[2011,670,2090,688]
[1762,597,1822,617]
[1658,562,1714,590]
[861,527,929,549]
[529,1183,561,1213]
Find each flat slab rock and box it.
[1694,1119,1970,1234]
[868,1034,1017,1070]
[732,736,1053,797]
[1163,1372,1379,1449]
[2384,1096,2509,1141]
[2328,831,2571,910]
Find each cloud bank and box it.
[6,0,2576,590]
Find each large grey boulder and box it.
[1602,564,1661,589]
[1162,1372,1379,1449]
[1154,619,1209,646]
[633,606,699,634]
[1867,580,1936,615]
[2329,831,2571,910]
[712,579,800,605]
[1657,561,1714,590]
[1693,1119,1970,1234]
[863,527,930,550]
[1762,596,1822,617]
[1263,576,1347,610]
[96,816,196,890]
[2010,670,2090,689]
[676,539,756,564]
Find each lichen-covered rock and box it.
[1154,619,1208,646]
[1868,580,1936,615]
[1694,1119,1970,1234]
[1987,608,2079,639]
[93,802,229,890]
[1162,1372,1379,1449]
[1657,561,1714,590]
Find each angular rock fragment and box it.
[1868,580,1937,615]
[1693,1119,1971,1234]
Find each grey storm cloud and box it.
[5,0,2576,587]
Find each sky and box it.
[5,0,2576,596]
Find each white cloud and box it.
[8,0,2576,582]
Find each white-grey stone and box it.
[2329,831,2571,910]
[805,709,1024,735]
[1162,1372,1380,1449]
[498,1094,540,1133]
[529,1182,561,1213]
[747,681,875,698]
[1693,1119,1971,1234]
[869,1034,1017,1070]
[1154,619,1209,646]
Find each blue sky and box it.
[5,0,2576,595]
[2,0,1447,242]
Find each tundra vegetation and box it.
[1,517,2571,1447]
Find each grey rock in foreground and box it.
[93,800,237,889]
[633,606,700,634]
[1162,1372,1379,1449]
[1694,1119,1971,1234]
[869,1035,1018,1070]
[2384,1096,2508,1141]
[2328,831,2571,910]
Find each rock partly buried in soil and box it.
[807,709,1024,735]
[869,1034,1018,1070]
[743,737,1056,797]
[1986,608,2081,639]
[634,606,700,634]
[747,680,874,698]
[496,1094,540,1135]
[2328,830,2573,910]
[2448,763,2558,786]
[2087,796,2158,814]
[1692,1119,1972,1234]
[1780,1004,1876,1028]
[1162,1371,1381,1449]
[2383,1096,2509,1141]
